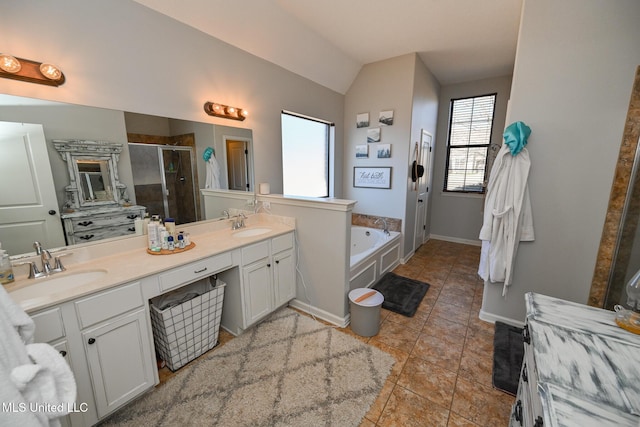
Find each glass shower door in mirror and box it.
[129,143,198,224]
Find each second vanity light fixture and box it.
[203,101,248,121]
[0,53,65,86]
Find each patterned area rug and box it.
[102,308,394,426]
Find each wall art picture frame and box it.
[367,127,381,143]
[353,166,392,189]
[379,110,394,126]
[355,144,368,158]
[356,112,369,128]
[377,143,391,158]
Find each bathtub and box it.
[349,226,401,291]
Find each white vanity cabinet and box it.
[222,232,296,335]
[74,281,155,419]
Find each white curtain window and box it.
[281,112,332,198]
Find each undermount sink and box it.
[232,227,272,238]
[9,270,108,301]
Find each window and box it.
[281,111,333,198]
[444,94,496,193]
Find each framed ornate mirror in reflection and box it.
[54,139,127,209]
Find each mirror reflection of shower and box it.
[128,142,199,225]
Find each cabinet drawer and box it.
[71,213,138,230]
[75,281,143,329]
[158,252,232,292]
[32,307,65,343]
[242,241,270,265]
[272,232,294,254]
[71,224,136,242]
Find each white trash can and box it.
[348,288,384,337]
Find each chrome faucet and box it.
[374,218,390,236]
[231,213,247,230]
[34,241,53,275]
[16,242,70,279]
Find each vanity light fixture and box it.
[203,101,248,121]
[0,53,65,86]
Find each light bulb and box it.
[0,54,21,73]
[39,63,63,81]
[240,109,248,118]
[226,106,236,115]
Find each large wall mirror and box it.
[0,94,254,257]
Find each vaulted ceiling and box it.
[134,0,523,94]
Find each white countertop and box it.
[5,214,295,313]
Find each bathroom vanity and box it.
[511,293,640,427]
[6,214,295,426]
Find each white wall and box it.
[430,75,513,243]
[481,0,640,323]
[0,0,344,195]
[407,57,441,250]
[343,53,440,258]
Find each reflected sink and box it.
[9,270,108,301]
[232,227,272,238]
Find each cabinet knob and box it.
[59,350,67,357]
[267,263,271,267]
[88,338,96,345]
[78,221,93,227]
[127,214,138,219]
[79,235,95,240]
[534,416,543,427]
[522,363,528,383]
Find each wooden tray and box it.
[147,242,195,255]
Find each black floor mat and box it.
[372,272,430,317]
[492,321,524,395]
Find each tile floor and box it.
[158,238,515,426]
[351,239,515,427]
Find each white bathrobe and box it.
[0,286,76,426]
[478,143,534,296]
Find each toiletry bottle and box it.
[164,218,176,237]
[177,233,185,249]
[168,235,175,251]
[0,243,14,284]
[142,213,150,235]
[147,216,161,251]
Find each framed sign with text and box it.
[353,166,392,189]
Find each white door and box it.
[414,130,433,250]
[0,121,65,254]
[226,139,249,191]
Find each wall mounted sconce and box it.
[0,54,65,87]
[203,102,248,121]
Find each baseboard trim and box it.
[478,309,525,328]
[289,299,349,327]
[429,234,482,247]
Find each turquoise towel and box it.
[203,146,214,161]
[503,122,531,156]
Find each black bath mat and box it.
[372,272,430,317]
[492,321,524,396]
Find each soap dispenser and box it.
[0,243,15,284]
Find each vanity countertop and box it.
[5,214,295,313]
